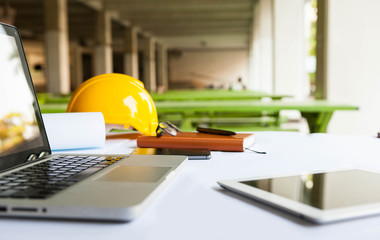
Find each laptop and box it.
[0,22,187,221]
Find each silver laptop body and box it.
[0,23,186,221]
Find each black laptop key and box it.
[14,179,28,183]
[10,188,40,198]
[0,186,11,191]
[0,189,18,198]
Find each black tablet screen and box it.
[241,170,380,210]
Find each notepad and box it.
[136,132,255,152]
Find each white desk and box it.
[2,132,380,240]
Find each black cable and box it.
[244,147,266,154]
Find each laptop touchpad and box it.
[96,166,171,183]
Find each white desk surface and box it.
[2,131,380,240]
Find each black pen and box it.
[196,127,236,136]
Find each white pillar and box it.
[94,9,113,75]
[249,0,306,98]
[141,36,156,92]
[44,0,70,94]
[124,26,139,79]
[156,43,168,91]
[326,0,380,134]
[273,0,305,99]
[248,0,274,93]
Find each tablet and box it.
[218,169,380,223]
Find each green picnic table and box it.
[39,100,358,133]
[150,90,291,101]
[155,100,358,133]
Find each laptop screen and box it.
[0,23,50,172]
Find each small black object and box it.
[196,127,236,136]
[244,147,267,154]
[132,148,211,160]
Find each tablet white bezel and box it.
[218,169,380,223]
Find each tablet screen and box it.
[240,170,380,210]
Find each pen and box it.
[196,127,236,136]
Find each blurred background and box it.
[2,0,380,135]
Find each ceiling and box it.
[8,0,254,50]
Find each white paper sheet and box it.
[42,112,106,150]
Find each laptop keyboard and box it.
[0,155,126,199]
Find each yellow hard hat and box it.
[67,73,158,136]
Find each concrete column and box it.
[70,41,83,89]
[273,0,305,99]
[326,0,380,134]
[124,26,139,79]
[44,0,70,94]
[156,43,168,92]
[315,0,328,100]
[249,0,306,98]
[141,36,156,92]
[94,9,113,75]
[248,0,274,93]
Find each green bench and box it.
[151,89,291,101]
[155,100,359,133]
